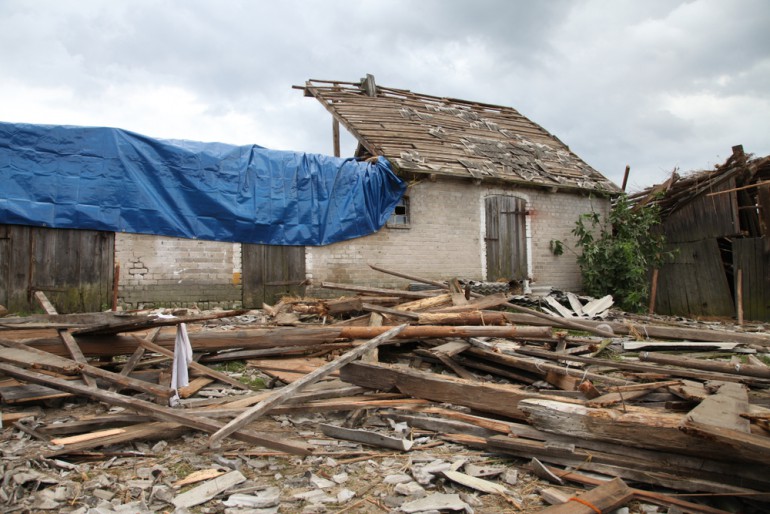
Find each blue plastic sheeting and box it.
[0,122,406,246]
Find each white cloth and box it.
[169,322,193,406]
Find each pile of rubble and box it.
[1,265,769,513]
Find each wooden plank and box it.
[432,292,511,313]
[533,477,632,514]
[639,352,770,379]
[417,310,508,325]
[33,290,97,388]
[46,422,186,457]
[517,346,770,384]
[108,327,160,393]
[320,281,436,298]
[0,340,172,399]
[486,435,763,494]
[319,423,413,451]
[0,361,311,454]
[684,381,750,433]
[680,420,770,465]
[519,398,764,464]
[50,428,127,446]
[208,324,409,447]
[340,361,577,420]
[540,464,735,514]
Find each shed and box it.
[297,75,619,297]
[630,146,770,321]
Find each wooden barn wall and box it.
[0,224,114,314]
[655,239,734,317]
[733,237,770,322]
[663,178,739,243]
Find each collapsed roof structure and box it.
[629,146,770,321]
[300,75,619,194]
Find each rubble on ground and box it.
[1,266,769,513]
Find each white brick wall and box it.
[307,178,610,295]
[115,233,242,309]
[114,177,610,306]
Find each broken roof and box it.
[301,76,620,194]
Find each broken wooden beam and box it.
[136,336,250,391]
[516,346,770,385]
[0,362,311,454]
[533,477,633,514]
[22,324,553,358]
[0,339,173,400]
[640,351,770,379]
[208,324,409,447]
[340,361,578,420]
[34,291,97,388]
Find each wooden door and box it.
[485,196,528,281]
[0,224,114,314]
[242,244,306,308]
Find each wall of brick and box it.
[306,178,610,296]
[115,233,242,309]
[114,178,610,306]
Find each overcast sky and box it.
[1,0,768,191]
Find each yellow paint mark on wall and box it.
[232,272,241,285]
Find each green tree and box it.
[569,195,670,312]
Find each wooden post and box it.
[648,268,659,315]
[332,118,340,157]
[111,262,120,311]
[621,165,630,192]
[736,268,744,326]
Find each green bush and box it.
[569,194,671,312]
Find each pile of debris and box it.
[1,266,769,513]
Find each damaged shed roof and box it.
[301,76,620,194]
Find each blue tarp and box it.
[0,121,406,246]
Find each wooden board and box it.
[734,237,770,322]
[0,224,114,314]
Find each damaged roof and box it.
[301,76,620,194]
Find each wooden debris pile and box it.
[1,267,769,513]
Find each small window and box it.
[387,196,410,228]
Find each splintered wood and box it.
[1,266,769,513]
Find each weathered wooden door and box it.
[0,224,114,314]
[242,244,306,308]
[485,196,528,281]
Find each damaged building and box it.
[631,146,770,321]
[1,75,618,312]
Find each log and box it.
[502,313,770,346]
[22,325,552,358]
[0,362,310,454]
[640,352,770,379]
[517,346,769,385]
[468,346,628,386]
[320,281,436,298]
[367,264,616,338]
[208,324,409,447]
[417,311,508,325]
